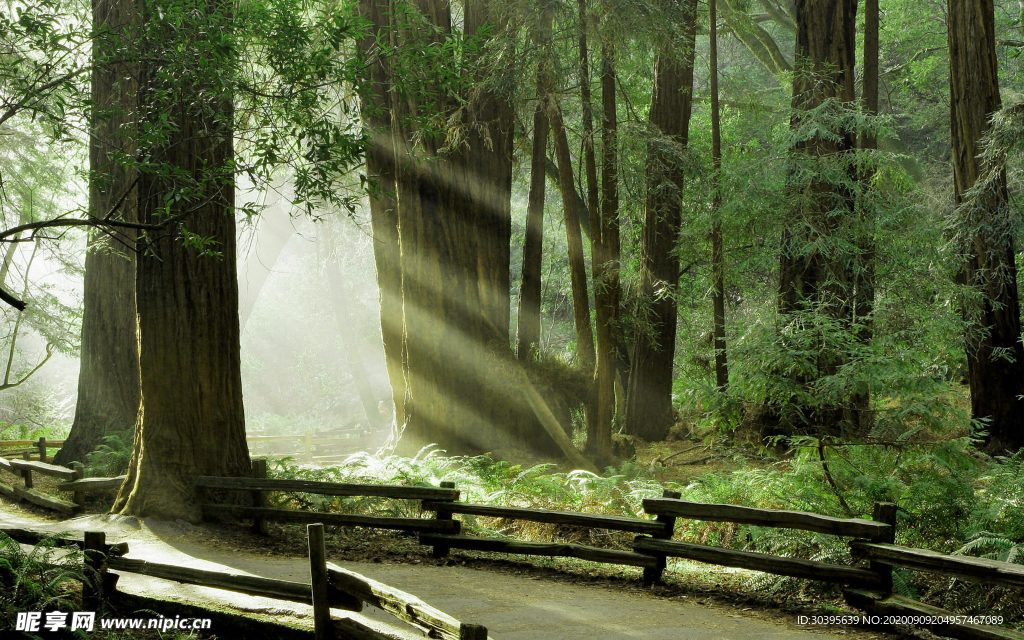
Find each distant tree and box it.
[624,0,699,442]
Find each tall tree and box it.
[54,0,140,465]
[357,0,404,428]
[709,0,728,390]
[591,38,618,462]
[549,97,597,379]
[949,0,1024,453]
[516,8,553,362]
[624,0,699,441]
[776,0,857,434]
[383,0,519,455]
[113,0,249,520]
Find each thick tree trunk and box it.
[55,0,141,466]
[114,0,249,521]
[780,0,857,313]
[391,0,520,455]
[624,0,698,441]
[949,0,1024,454]
[710,0,728,391]
[357,0,404,428]
[516,9,552,363]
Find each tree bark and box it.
[624,0,698,442]
[114,0,249,521]
[55,0,141,466]
[949,0,1024,453]
[710,0,728,391]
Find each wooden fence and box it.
[0,524,489,640]
[0,437,64,461]
[193,470,1022,640]
[3,456,1023,640]
[0,454,124,515]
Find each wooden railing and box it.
[0,437,64,461]
[4,458,1023,640]
[190,470,1022,640]
[0,524,489,640]
[0,455,124,515]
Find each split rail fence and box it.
[2,455,1023,640]
[0,524,489,640]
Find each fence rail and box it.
[1,524,489,640]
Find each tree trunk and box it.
[593,41,619,462]
[576,0,606,459]
[516,9,552,363]
[358,0,404,429]
[55,0,141,466]
[392,0,519,455]
[850,0,878,433]
[949,0,1024,454]
[549,98,596,375]
[710,0,728,391]
[114,0,249,521]
[624,0,698,441]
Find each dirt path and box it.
[0,506,883,639]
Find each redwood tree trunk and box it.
[55,0,140,466]
[949,0,1024,454]
[773,0,857,436]
[624,0,698,441]
[358,0,404,428]
[114,0,249,520]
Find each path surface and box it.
[0,507,863,639]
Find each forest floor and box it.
[0,492,920,640]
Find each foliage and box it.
[84,433,133,478]
[0,532,87,634]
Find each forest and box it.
[3,0,1024,634]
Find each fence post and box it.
[430,481,458,559]
[251,459,268,535]
[21,452,32,488]
[72,463,85,509]
[36,438,47,463]
[83,531,106,611]
[869,502,897,593]
[643,489,681,587]
[307,523,332,640]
